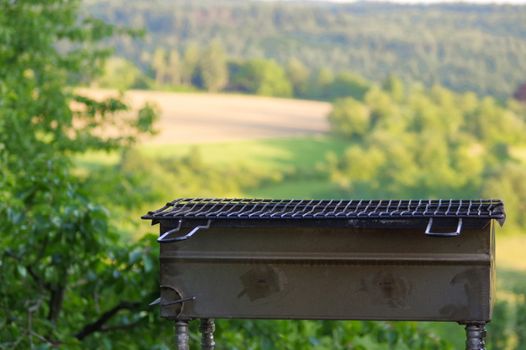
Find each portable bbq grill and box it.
[143,198,505,350]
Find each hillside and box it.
[86,0,526,98]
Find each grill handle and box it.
[425,218,463,237]
[157,220,211,243]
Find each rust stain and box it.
[362,271,412,308]
[440,268,484,319]
[237,265,287,301]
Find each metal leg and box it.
[465,323,486,350]
[175,320,190,350]
[200,318,215,350]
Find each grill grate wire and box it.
[144,198,505,221]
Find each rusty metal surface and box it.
[175,321,190,350]
[200,319,215,350]
[157,223,495,322]
[465,323,487,350]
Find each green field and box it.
[140,136,347,172]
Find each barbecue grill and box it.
[143,198,505,350]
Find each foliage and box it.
[96,57,150,90]
[229,58,293,97]
[86,0,526,98]
[327,78,526,230]
[212,320,451,350]
[310,72,370,101]
[329,98,371,138]
[152,48,169,86]
[286,58,310,97]
[199,41,229,92]
[106,45,372,101]
[0,0,164,347]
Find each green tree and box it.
[327,82,526,212]
[0,1,162,347]
[304,68,335,100]
[326,72,370,101]
[181,42,200,86]
[167,49,182,86]
[286,58,310,97]
[199,41,228,92]
[328,98,371,138]
[383,75,405,102]
[97,57,150,90]
[231,59,292,97]
[483,163,526,231]
[152,47,167,86]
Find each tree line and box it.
[87,0,526,98]
[327,76,526,232]
[96,42,371,101]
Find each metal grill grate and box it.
[143,198,505,221]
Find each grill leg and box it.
[465,322,486,350]
[200,318,216,350]
[175,320,190,350]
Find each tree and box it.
[483,163,526,231]
[304,68,334,100]
[383,75,405,102]
[152,47,168,86]
[167,49,182,86]
[97,57,150,90]
[328,98,371,138]
[0,1,162,347]
[286,58,310,97]
[325,72,370,101]
[327,82,526,206]
[181,42,200,86]
[198,41,228,92]
[230,59,293,97]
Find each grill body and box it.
[145,198,504,349]
[158,219,495,322]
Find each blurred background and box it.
[1,0,526,348]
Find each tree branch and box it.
[99,318,145,333]
[47,285,65,324]
[26,265,51,290]
[74,301,142,340]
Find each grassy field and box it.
[141,136,348,173]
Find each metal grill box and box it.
[143,198,505,349]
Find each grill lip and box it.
[142,198,505,224]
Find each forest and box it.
[1,0,526,349]
[95,45,371,102]
[86,0,526,98]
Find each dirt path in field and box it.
[82,89,332,144]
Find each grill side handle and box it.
[425,217,463,237]
[157,219,211,243]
